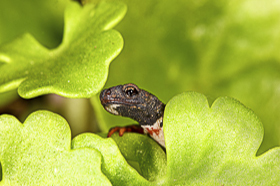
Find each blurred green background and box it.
[1,0,280,154]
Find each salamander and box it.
[100,83,166,147]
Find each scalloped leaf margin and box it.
[0,1,127,98]
[0,111,111,185]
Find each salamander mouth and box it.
[100,98,141,106]
[103,104,120,115]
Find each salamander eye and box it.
[125,87,139,97]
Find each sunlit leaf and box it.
[80,92,280,185]
[0,111,111,185]
[0,1,126,98]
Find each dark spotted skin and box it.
[100,83,165,146]
[100,83,165,126]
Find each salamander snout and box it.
[100,88,112,105]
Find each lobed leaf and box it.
[78,92,280,185]
[163,92,280,185]
[1,92,279,184]
[0,111,111,185]
[72,132,167,185]
[0,1,126,98]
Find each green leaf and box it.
[0,111,111,185]
[111,133,167,182]
[1,93,279,184]
[0,1,126,98]
[72,132,166,185]
[214,65,280,154]
[80,92,280,185]
[163,92,280,185]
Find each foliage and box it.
[0,0,126,98]
[0,0,280,185]
[1,93,279,185]
[0,111,111,185]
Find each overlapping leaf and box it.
[72,132,166,185]
[82,92,280,185]
[0,1,126,98]
[163,92,280,185]
[1,92,279,184]
[0,111,111,185]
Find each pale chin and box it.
[105,104,120,115]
